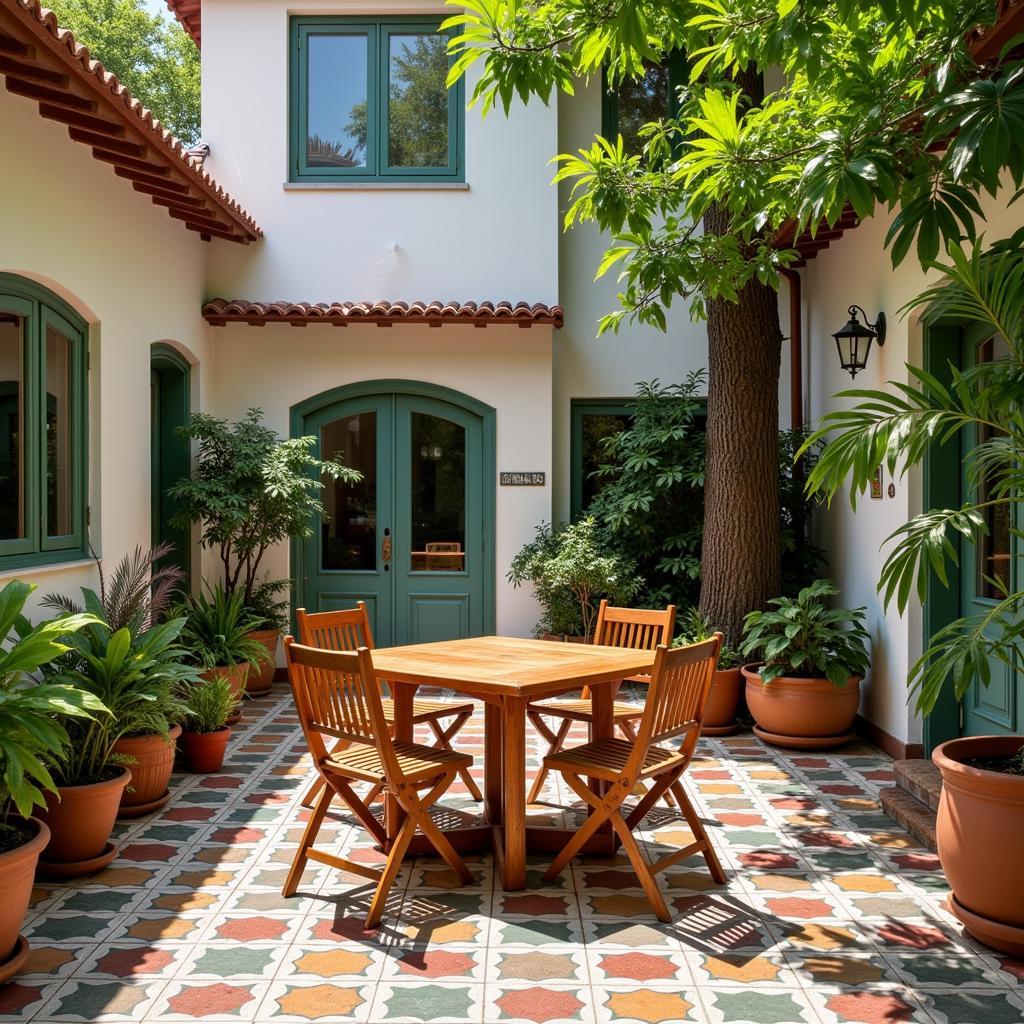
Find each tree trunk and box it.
[698,68,783,647]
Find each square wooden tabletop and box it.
[369,635,657,698]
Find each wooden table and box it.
[370,636,656,889]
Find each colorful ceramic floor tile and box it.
[1,687,1019,1023]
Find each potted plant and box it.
[179,674,234,773]
[677,608,745,735]
[168,408,360,693]
[175,584,271,724]
[508,517,641,639]
[739,580,870,750]
[0,581,100,980]
[43,547,195,825]
[799,239,1024,955]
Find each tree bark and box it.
[698,68,783,646]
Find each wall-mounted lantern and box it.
[832,306,886,378]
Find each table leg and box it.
[386,681,415,847]
[501,695,528,890]
[484,701,503,827]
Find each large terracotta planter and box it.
[246,629,279,694]
[934,735,1024,956]
[202,663,249,725]
[113,725,181,817]
[0,817,49,981]
[742,664,861,750]
[37,768,130,876]
[702,668,743,735]
[180,727,231,773]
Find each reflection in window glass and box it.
[615,63,671,153]
[0,310,24,540]
[976,334,1012,600]
[411,413,465,571]
[307,34,369,168]
[45,326,72,538]
[580,412,631,510]
[388,32,449,168]
[322,412,377,570]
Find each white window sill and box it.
[283,182,470,192]
[0,558,96,581]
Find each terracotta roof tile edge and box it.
[165,0,200,47]
[7,0,259,240]
[203,299,564,329]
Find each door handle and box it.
[382,528,392,568]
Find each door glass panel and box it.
[580,411,631,510]
[0,309,24,540]
[321,411,377,570]
[387,32,448,168]
[976,334,1012,599]
[45,326,73,537]
[410,412,465,571]
[615,62,671,153]
[306,33,369,168]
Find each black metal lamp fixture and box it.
[832,305,886,378]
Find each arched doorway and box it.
[150,343,191,586]
[291,380,496,646]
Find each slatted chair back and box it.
[425,541,461,553]
[285,638,401,779]
[296,604,374,653]
[626,635,722,780]
[579,601,676,698]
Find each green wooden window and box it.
[290,16,464,183]
[602,53,688,154]
[0,274,88,570]
[570,400,633,519]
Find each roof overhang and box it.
[203,299,564,329]
[165,0,200,47]
[0,0,260,244]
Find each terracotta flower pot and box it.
[201,663,249,725]
[113,725,181,815]
[245,628,280,694]
[742,664,861,750]
[37,767,130,872]
[934,735,1024,956]
[701,667,743,735]
[180,727,231,773]
[0,817,49,979]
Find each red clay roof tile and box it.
[165,0,200,47]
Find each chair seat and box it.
[381,697,474,723]
[530,698,644,723]
[325,740,473,785]
[544,737,682,781]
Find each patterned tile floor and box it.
[4,684,1023,1024]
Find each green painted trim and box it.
[0,274,88,571]
[601,51,688,143]
[289,379,496,635]
[570,398,632,520]
[289,16,464,184]
[922,323,964,753]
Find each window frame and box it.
[601,51,689,149]
[569,398,633,520]
[0,274,88,570]
[289,16,465,184]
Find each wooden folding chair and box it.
[540,634,725,922]
[295,605,482,808]
[282,639,473,928]
[526,601,676,805]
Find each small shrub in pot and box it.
[677,608,744,734]
[180,675,234,773]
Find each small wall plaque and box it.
[500,472,545,486]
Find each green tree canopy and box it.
[48,0,200,143]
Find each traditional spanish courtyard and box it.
[5,687,1021,1024]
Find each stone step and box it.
[880,785,937,851]
[893,758,942,811]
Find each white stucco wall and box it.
[0,87,213,616]
[206,323,553,636]
[200,0,559,305]
[802,187,1024,745]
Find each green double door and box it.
[300,390,487,647]
[959,327,1024,736]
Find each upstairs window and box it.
[602,53,688,155]
[0,274,88,569]
[290,17,464,183]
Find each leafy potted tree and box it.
[176,584,270,724]
[801,239,1024,955]
[168,408,359,694]
[0,581,100,980]
[678,608,745,735]
[739,580,870,750]
[179,674,234,773]
[508,518,641,640]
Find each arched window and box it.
[0,274,88,568]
